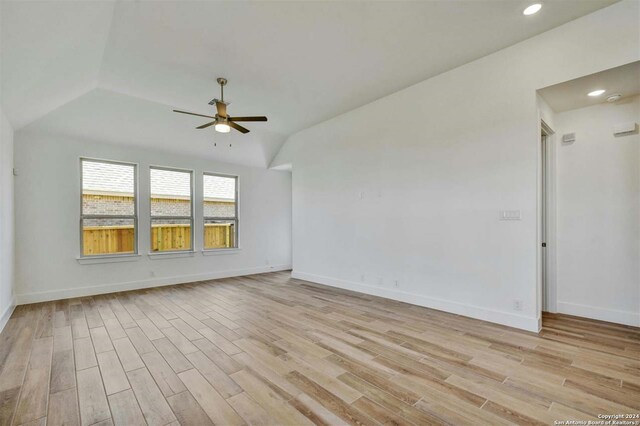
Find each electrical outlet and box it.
[393,280,399,288]
[150,271,156,277]
[360,274,365,282]
[513,300,523,311]
[359,191,365,199]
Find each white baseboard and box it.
[291,271,540,332]
[0,297,16,334]
[557,301,640,327]
[17,264,292,305]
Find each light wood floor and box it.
[0,272,638,426]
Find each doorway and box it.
[540,120,556,313]
[537,61,639,326]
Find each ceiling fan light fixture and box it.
[215,121,231,133]
[173,78,266,135]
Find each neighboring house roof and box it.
[82,161,134,196]
[82,160,235,201]
[204,174,236,202]
[150,167,191,198]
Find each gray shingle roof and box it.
[82,160,235,200]
[82,160,134,196]
[150,168,191,197]
[204,174,236,202]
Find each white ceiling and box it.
[0,1,114,129]
[27,89,286,167]
[1,0,620,167]
[538,61,640,112]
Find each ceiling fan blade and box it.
[196,121,217,129]
[173,109,216,119]
[229,116,268,122]
[216,102,227,118]
[228,121,250,134]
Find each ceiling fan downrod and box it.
[217,77,227,102]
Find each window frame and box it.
[79,157,139,258]
[149,165,195,254]
[202,172,239,251]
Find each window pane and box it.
[203,174,236,218]
[82,218,135,256]
[204,219,236,249]
[151,168,192,216]
[82,160,135,215]
[151,218,192,252]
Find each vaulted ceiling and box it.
[1,0,619,167]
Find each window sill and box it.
[77,254,141,265]
[202,248,241,256]
[148,251,196,260]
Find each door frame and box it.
[539,120,558,317]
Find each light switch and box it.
[500,210,521,220]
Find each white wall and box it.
[14,130,292,303]
[0,108,16,332]
[274,1,639,331]
[537,95,556,130]
[555,96,639,326]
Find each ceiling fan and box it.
[173,78,267,134]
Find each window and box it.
[150,167,193,252]
[81,159,137,256]
[203,173,238,250]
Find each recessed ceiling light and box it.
[606,94,622,102]
[588,89,606,97]
[523,3,542,15]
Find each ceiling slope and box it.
[22,88,285,168]
[0,1,115,128]
[2,0,620,167]
[97,0,619,136]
